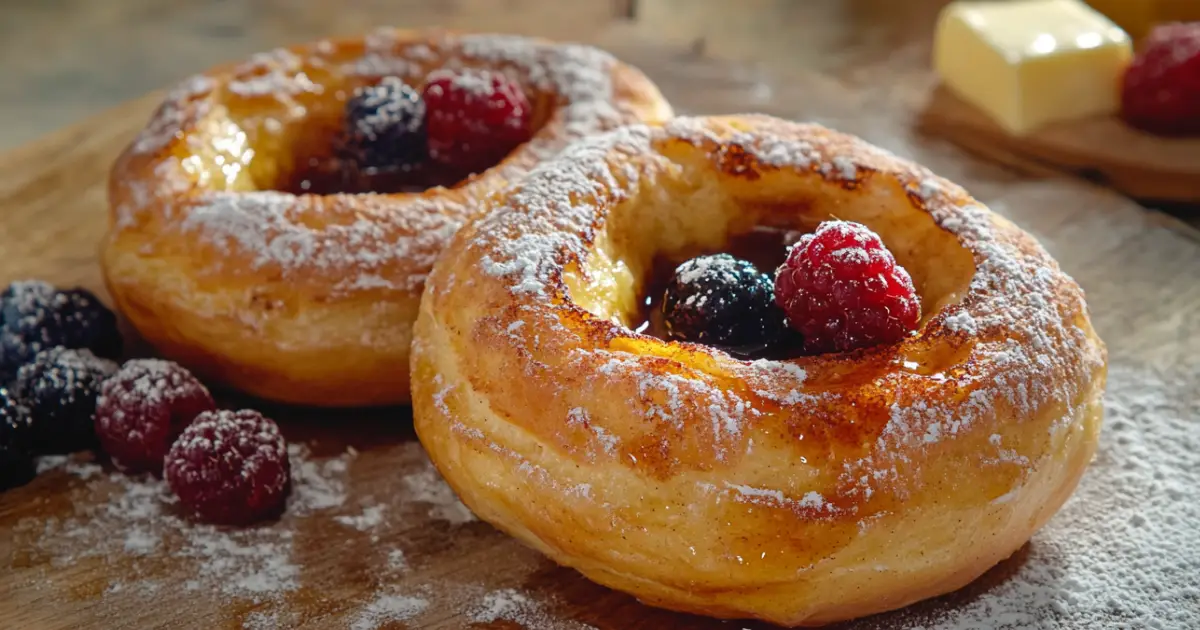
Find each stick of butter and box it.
[934,0,1133,135]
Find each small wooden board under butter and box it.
[921,0,1200,203]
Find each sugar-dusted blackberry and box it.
[165,409,291,525]
[661,254,788,348]
[1,280,122,383]
[343,76,427,171]
[0,388,35,491]
[13,347,118,454]
[95,359,216,474]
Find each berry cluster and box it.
[659,221,921,356]
[342,69,533,175]
[0,280,291,526]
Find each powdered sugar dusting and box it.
[401,463,477,524]
[19,444,356,604]
[475,125,653,295]
[471,588,597,630]
[349,593,429,630]
[121,31,648,301]
[131,74,215,155]
[8,361,1197,627]
[877,364,1200,629]
[176,191,461,294]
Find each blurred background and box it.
[0,0,947,149]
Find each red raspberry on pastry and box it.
[1121,22,1200,136]
[422,69,533,170]
[775,220,920,354]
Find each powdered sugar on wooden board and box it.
[862,363,1200,630]
[470,588,597,630]
[3,362,1196,628]
[7,441,479,625]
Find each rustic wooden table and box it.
[1,1,1198,629]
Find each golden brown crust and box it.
[103,29,672,406]
[411,115,1107,626]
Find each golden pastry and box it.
[411,115,1107,626]
[103,29,672,406]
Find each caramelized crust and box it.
[103,29,672,406]
[412,116,1107,626]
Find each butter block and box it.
[934,0,1133,135]
[1087,0,1200,40]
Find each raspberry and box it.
[661,254,788,351]
[13,347,118,454]
[344,77,428,171]
[775,221,920,354]
[1,388,35,491]
[422,69,532,170]
[95,359,216,474]
[164,409,290,525]
[1121,23,1200,136]
[1,280,122,383]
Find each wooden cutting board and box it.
[2,27,1200,630]
[919,86,1200,204]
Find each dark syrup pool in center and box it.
[278,157,480,196]
[634,226,808,360]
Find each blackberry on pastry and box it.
[661,254,788,349]
[342,76,428,172]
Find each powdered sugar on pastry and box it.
[414,114,1107,626]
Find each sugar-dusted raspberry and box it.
[422,68,532,170]
[1,388,35,491]
[344,76,428,171]
[13,347,118,454]
[164,409,290,525]
[95,359,216,474]
[1,280,122,383]
[775,220,920,354]
[661,254,788,349]
[1121,23,1200,136]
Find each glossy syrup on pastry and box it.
[277,156,477,196]
[635,226,805,359]
[277,69,534,196]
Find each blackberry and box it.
[13,347,118,454]
[662,254,788,350]
[1,281,122,383]
[0,388,35,491]
[343,77,428,171]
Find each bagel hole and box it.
[208,72,555,197]
[631,227,807,358]
[568,164,975,361]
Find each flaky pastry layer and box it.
[104,29,672,406]
[412,115,1107,626]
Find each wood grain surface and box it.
[2,3,1199,629]
[919,87,1200,204]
